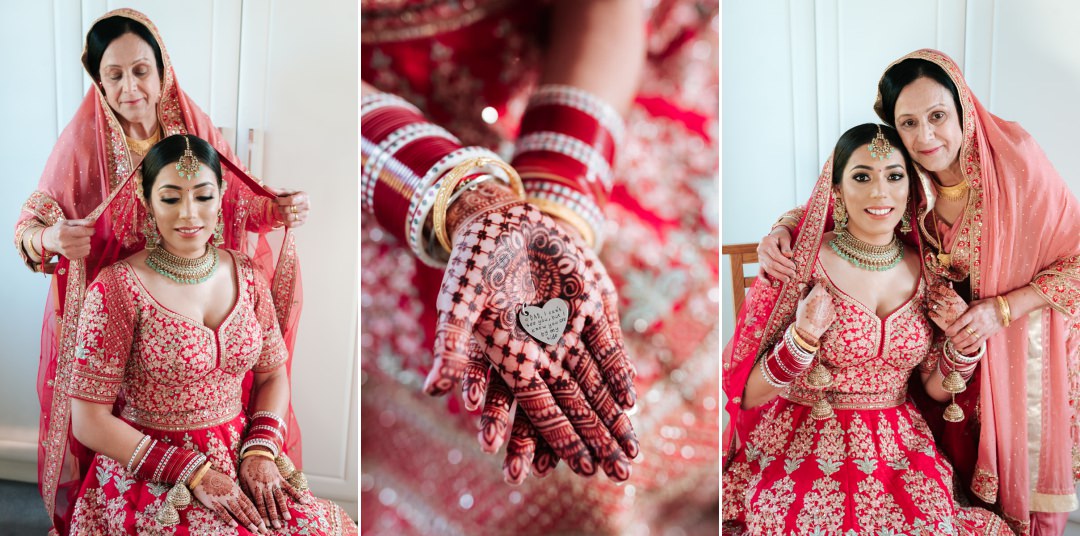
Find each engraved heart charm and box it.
[518,298,569,345]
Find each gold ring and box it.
[289,206,299,214]
[965,327,978,337]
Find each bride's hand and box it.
[426,181,637,482]
[238,452,308,530]
[794,282,836,347]
[192,468,268,534]
[927,284,968,331]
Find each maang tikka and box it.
[868,125,895,161]
[176,136,200,180]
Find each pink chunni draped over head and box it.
[876,49,1080,533]
[23,9,305,534]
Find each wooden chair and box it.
[722,243,759,313]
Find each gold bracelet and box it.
[241,449,277,462]
[772,215,798,232]
[996,295,1011,328]
[187,461,213,490]
[790,326,820,353]
[431,157,524,254]
[527,197,596,248]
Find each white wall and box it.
[722,0,1080,342]
[0,0,357,516]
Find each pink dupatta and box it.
[877,49,1080,534]
[16,9,305,534]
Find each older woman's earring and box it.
[900,208,912,233]
[832,197,848,234]
[142,215,160,250]
[212,208,224,247]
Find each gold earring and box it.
[900,207,912,233]
[142,215,160,250]
[212,207,224,247]
[833,196,848,234]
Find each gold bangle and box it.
[790,326,820,353]
[772,215,798,232]
[527,197,596,248]
[187,461,213,490]
[996,295,1011,327]
[431,157,524,254]
[241,449,277,462]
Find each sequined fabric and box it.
[361,1,720,534]
[722,259,1009,535]
[67,253,357,535]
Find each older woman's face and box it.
[98,32,161,130]
[893,77,963,174]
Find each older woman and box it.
[15,10,311,533]
[66,134,354,535]
[723,123,1009,535]
[755,50,1080,535]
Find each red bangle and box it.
[39,228,47,267]
[362,107,427,143]
[518,104,616,164]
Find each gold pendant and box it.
[938,252,951,268]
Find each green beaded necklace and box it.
[146,243,219,284]
[828,231,903,271]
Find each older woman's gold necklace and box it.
[934,178,969,202]
[125,128,161,156]
[146,244,219,284]
[828,231,903,271]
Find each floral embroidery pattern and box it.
[722,266,1009,534]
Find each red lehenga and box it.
[66,254,354,535]
[14,10,305,533]
[361,1,719,534]
[721,139,1010,534]
[723,262,1009,535]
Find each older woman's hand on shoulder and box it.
[758,226,797,283]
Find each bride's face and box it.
[148,164,221,257]
[835,144,910,244]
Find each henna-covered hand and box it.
[238,453,308,530]
[927,283,968,331]
[794,283,836,346]
[193,468,268,534]
[461,339,630,484]
[427,182,637,482]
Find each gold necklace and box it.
[934,178,969,202]
[146,244,219,285]
[828,231,904,271]
[126,128,161,156]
